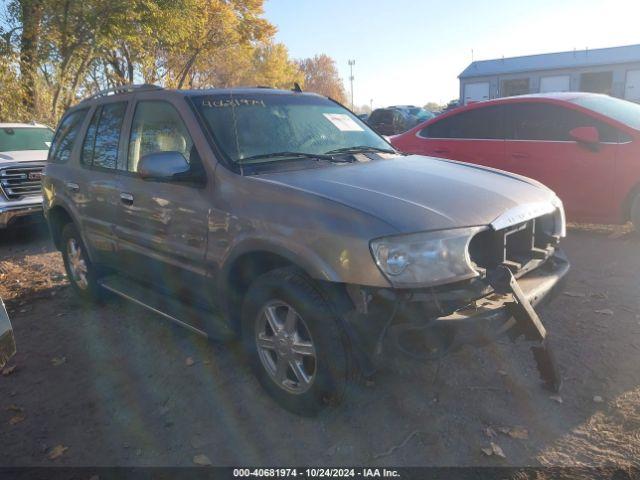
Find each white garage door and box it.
[464,82,490,104]
[625,70,640,102]
[540,75,571,93]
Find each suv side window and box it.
[418,106,504,140]
[127,101,194,173]
[48,109,87,163]
[504,103,620,143]
[81,102,127,169]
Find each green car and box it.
[0,297,16,368]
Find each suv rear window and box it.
[81,102,127,169]
[48,111,86,163]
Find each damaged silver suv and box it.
[43,84,569,415]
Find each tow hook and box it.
[489,265,562,393]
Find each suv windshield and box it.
[193,93,391,163]
[570,95,640,131]
[0,127,53,152]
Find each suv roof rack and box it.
[80,84,162,103]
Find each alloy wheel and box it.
[66,238,89,290]
[255,300,317,394]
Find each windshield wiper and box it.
[325,145,398,155]
[238,151,352,164]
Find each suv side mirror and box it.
[570,126,600,146]
[138,151,191,181]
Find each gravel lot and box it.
[1,221,639,468]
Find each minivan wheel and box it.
[60,223,102,301]
[241,267,350,416]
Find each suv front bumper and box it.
[426,249,569,350]
[0,197,43,229]
[345,249,569,385]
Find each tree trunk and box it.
[19,0,44,114]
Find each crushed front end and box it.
[343,202,569,392]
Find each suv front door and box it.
[114,98,211,306]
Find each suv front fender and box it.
[219,237,342,287]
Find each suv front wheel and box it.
[241,267,351,415]
[61,223,102,302]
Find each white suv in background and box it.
[0,123,53,228]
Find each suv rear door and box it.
[113,96,211,305]
[77,100,130,265]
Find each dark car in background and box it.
[367,108,413,135]
[390,105,435,124]
[391,93,640,229]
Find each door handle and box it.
[433,148,450,154]
[120,192,134,205]
[65,182,79,192]
[511,152,530,159]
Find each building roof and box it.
[459,44,640,79]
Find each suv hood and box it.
[257,155,557,232]
[0,150,48,164]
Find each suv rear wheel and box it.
[241,267,351,415]
[60,223,102,301]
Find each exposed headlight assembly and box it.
[370,227,485,288]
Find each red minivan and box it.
[391,93,640,228]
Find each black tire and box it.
[241,267,351,416]
[60,223,103,302]
[631,193,640,233]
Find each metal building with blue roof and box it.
[458,44,640,105]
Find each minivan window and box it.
[504,103,619,142]
[193,93,389,163]
[128,101,194,173]
[48,111,85,163]
[81,102,127,169]
[418,105,504,139]
[2,127,54,153]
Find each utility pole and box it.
[370,98,373,112]
[348,59,355,110]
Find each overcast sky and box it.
[265,0,640,108]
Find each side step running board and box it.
[98,275,235,342]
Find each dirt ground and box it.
[1,221,640,468]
